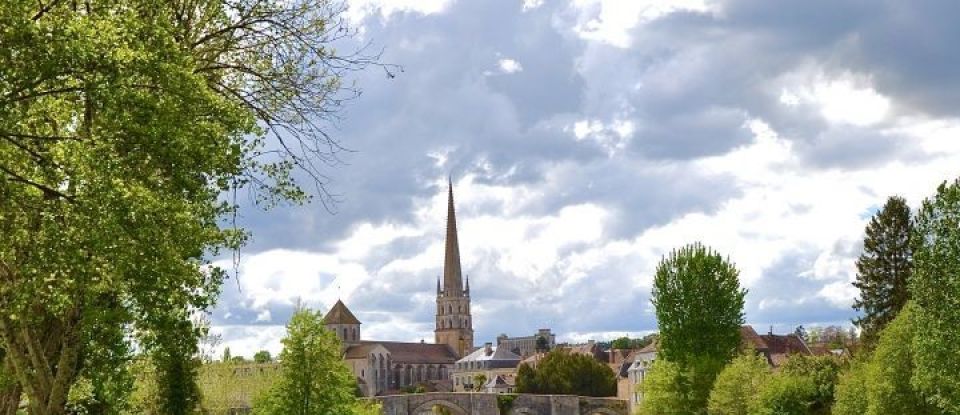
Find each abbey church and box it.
[323,181,474,396]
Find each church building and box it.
[324,180,476,396]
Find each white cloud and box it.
[522,0,544,12]
[347,0,452,23]
[497,58,524,74]
[569,0,713,47]
[779,73,892,126]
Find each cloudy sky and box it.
[209,0,960,357]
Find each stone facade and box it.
[452,343,521,392]
[496,329,556,358]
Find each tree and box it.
[514,349,616,397]
[638,360,686,415]
[751,374,817,415]
[0,0,378,413]
[472,374,487,392]
[652,243,747,366]
[707,351,769,415]
[611,337,632,350]
[252,307,358,415]
[535,335,549,352]
[222,348,233,364]
[853,196,913,349]
[254,350,273,364]
[831,358,869,415]
[649,243,746,413]
[864,305,938,415]
[777,355,842,414]
[911,179,960,413]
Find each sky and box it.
[208,0,960,357]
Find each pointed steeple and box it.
[443,178,464,296]
[465,274,470,295]
[436,277,441,295]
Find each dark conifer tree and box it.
[852,196,912,349]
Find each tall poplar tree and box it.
[652,243,746,366]
[852,196,913,349]
[650,243,746,414]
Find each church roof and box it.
[323,300,361,325]
[343,341,458,364]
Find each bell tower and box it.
[435,179,474,358]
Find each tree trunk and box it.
[0,384,22,415]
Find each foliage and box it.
[252,307,359,415]
[778,355,843,413]
[831,358,869,415]
[610,334,658,350]
[911,179,960,412]
[649,243,745,414]
[535,336,549,352]
[852,196,913,349]
[514,349,616,397]
[794,326,808,343]
[708,351,770,415]
[253,351,273,364]
[751,374,817,415]
[473,374,487,392]
[652,243,746,367]
[833,305,940,415]
[400,385,426,394]
[639,357,726,415]
[0,0,376,412]
[198,362,280,414]
[805,326,856,349]
[638,360,685,415]
[496,394,517,415]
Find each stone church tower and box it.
[435,180,474,358]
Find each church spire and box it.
[443,178,464,296]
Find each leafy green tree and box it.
[252,307,358,415]
[834,304,939,415]
[0,0,376,413]
[778,355,842,414]
[852,196,913,349]
[708,351,770,415]
[831,358,869,415]
[638,360,686,415]
[751,374,817,415]
[911,179,960,413]
[535,335,549,352]
[639,356,725,415]
[514,349,616,397]
[611,337,632,349]
[254,350,273,364]
[222,348,233,364]
[649,243,746,413]
[473,374,487,392]
[652,243,747,366]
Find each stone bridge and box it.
[371,392,627,415]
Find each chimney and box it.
[484,342,493,356]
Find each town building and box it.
[323,181,476,397]
[451,343,522,392]
[495,329,556,358]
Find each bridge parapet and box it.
[371,392,627,415]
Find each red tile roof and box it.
[343,341,458,364]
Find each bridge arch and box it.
[410,399,468,415]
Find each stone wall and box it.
[372,392,627,415]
